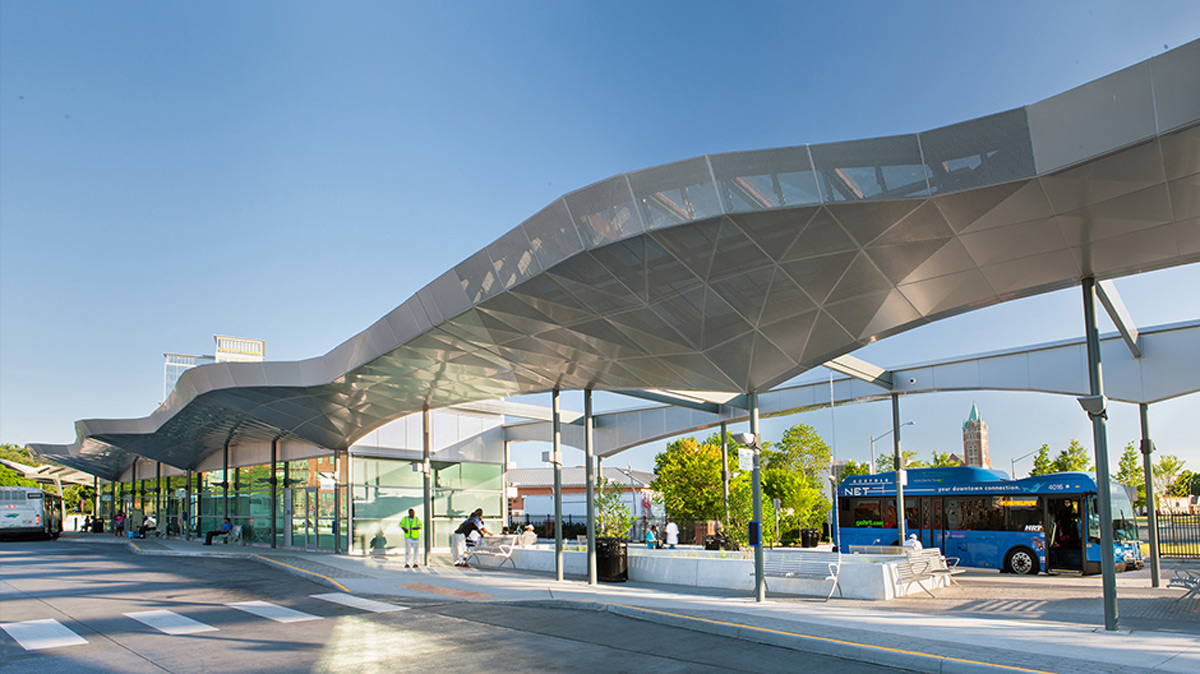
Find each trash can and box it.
[800,528,820,548]
[704,536,720,551]
[596,537,628,582]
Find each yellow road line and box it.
[252,554,350,592]
[603,602,1058,674]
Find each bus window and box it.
[852,499,883,528]
[882,503,897,529]
[1108,492,1138,541]
[999,495,1042,532]
[1087,497,1101,543]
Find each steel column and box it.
[155,462,162,526]
[552,389,564,582]
[1082,277,1119,631]
[1140,403,1161,588]
[584,389,597,585]
[721,421,730,524]
[750,392,764,602]
[422,408,432,566]
[892,393,907,543]
[185,469,192,540]
[222,442,230,519]
[270,439,278,549]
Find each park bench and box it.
[758,552,842,600]
[1168,568,1200,600]
[847,544,905,555]
[894,548,961,597]
[466,535,518,569]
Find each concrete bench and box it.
[1169,569,1200,600]
[759,552,842,600]
[466,535,518,568]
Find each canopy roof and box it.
[33,41,1200,481]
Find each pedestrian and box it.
[646,525,658,549]
[203,517,233,545]
[452,508,492,567]
[399,508,422,568]
[903,533,923,550]
[113,511,126,537]
[665,516,679,549]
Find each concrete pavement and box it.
[66,533,1200,674]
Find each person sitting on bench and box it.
[204,517,233,545]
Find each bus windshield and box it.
[1091,493,1138,542]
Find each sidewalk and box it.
[68,533,1200,674]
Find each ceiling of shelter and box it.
[32,41,1200,481]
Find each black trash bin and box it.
[800,528,820,548]
[596,536,628,582]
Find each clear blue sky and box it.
[2,3,1198,476]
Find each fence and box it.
[1156,513,1200,558]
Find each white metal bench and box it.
[848,544,905,555]
[215,525,243,545]
[907,548,963,585]
[758,552,842,600]
[1168,569,1200,600]
[466,535,518,568]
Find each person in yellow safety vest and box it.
[400,508,422,568]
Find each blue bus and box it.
[834,467,1143,575]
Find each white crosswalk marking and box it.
[310,592,408,613]
[125,609,219,635]
[226,600,320,623]
[0,618,88,650]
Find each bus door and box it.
[918,498,945,551]
[1045,496,1084,572]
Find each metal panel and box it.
[810,134,930,202]
[709,146,821,211]
[1150,38,1200,133]
[920,108,1036,195]
[522,198,585,270]
[1028,61,1156,174]
[627,156,723,230]
[563,174,644,247]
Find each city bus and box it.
[0,486,63,539]
[834,467,1143,575]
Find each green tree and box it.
[762,424,830,488]
[1153,454,1187,499]
[1171,470,1196,498]
[835,460,870,481]
[726,473,778,547]
[1029,444,1055,476]
[0,444,41,489]
[1053,439,1092,473]
[1114,441,1146,508]
[0,465,37,488]
[594,476,634,538]
[651,436,724,523]
[876,449,921,472]
[929,451,961,468]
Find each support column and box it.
[721,421,730,524]
[422,408,433,566]
[552,389,564,582]
[222,442,230,519]
[1140,403,1161,588]
[132,461,138,521]
[335,449,346,554]
[185,469,193,541]
[892,393,907,543]
[270,439,278,549]
[584,389,597,585]
[1082,277,1119,631]
[194,470,203,537]
[92,476,99,520]
[155,462,162,526]
[750,392,764,602]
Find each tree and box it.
[0,444,40,489]
[726,472,778,547]
[1114,441,1146,508]
[594,476,634,538]
[762,424,830,488]
[835,460,870,481]
[651,436,724,523]
[1171,470,1196,498]
[1153,454,1187,499]
[1029,444,1055,477]
[876,449,921,472]
[1053,439,1092,473]
[929,451,961,468]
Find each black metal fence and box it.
[1156,513,1200,558]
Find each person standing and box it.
[664,516,679,549]
[399,508,422,568]
[646,525,659,549]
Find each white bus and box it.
[0,486,63,539]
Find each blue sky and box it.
[2,3,1198,476]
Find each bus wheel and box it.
[1005,546,1038,575]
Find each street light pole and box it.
[1010,449,1039,479]
[871,421,914,473]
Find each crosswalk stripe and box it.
[0,619,88,650]
[310,592,408,613]
[125,609,219,635]
[226,600,320,623]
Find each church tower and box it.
[962,403,990,468]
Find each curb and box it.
[500,599,1057,674]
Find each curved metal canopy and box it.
[33,41,1200,480]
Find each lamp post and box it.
[734,428,764,602]
[871,421,914,473]
[1010,449,1039,479]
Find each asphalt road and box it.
[1,540,907,673]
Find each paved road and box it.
[1,540,907,673]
